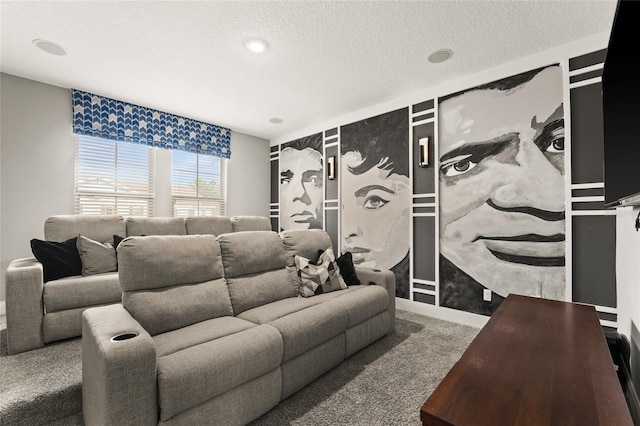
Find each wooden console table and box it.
[420,294,632,425]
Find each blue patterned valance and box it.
[71,89,231,159]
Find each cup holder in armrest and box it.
[110,332,138,342]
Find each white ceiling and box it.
[0,1,617,141]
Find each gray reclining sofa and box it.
[5,214,271,355]
[82,229,395,425]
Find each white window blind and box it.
[74,135,155,216]
[172,150,226,217]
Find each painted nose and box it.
[293,183,311,205]
[342,204,362,243]
[492,140,565,214]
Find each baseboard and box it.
[396,298,489,329]
[0,301,5,316]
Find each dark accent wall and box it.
[270,147,279,231]
[572,215,617,307]
[324,144,339,201]
[570,83,606,184]
[411,100,437,305]
[323,128,340,253]
[569,49,617,322]
[412,122,435,195]
[271,48,618,327]
[413,216,436,281]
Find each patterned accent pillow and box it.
[295,247,347,297]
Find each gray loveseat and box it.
[5,214,271,355]
[82,229,395,426]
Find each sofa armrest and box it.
[355,267,396,332]
[82,304,157,426]
[5,257,45,354]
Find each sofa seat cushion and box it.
[238,287,364,325]
[238,297,321,325]
[313,285,365,300]
[43,273,121,312]
[326,285,389,328]
[153,316,258,357]
[268,302,348,363]
[157,324,283,422]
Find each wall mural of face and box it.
[439,65,566,304]
[280,134,324,230]
[342,152,410,269]
[340,108,410,297]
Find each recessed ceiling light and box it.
[428,49,453,64]
[269,117,284,124]
[245,39,267,53]
[32,39,67,56]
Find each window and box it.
[172,151,226,217]
[74,135,155,216]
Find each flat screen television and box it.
[603,0,640,207]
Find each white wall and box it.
[0,72,270,303]
[226,132,271,217]
[0,73,75,307]
[616,206,640,393]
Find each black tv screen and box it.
[603,0,640,207]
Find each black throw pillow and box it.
[113,235,125,249]
[30,237,82,283]
[336,251,361,286]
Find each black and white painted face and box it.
[439,65,566,299]
[341,150,410,270]
[280,146,323,230]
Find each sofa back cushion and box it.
[44,215,126,244]
[230,216,272,232]
[185,216,233,236]
[125,217,186,236]
[280,229,334,268]
[218,231,297,315]
[118,235,232,335]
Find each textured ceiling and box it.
[0,1,617,141]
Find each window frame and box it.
[73,135,156,217]
[171,151,227,217]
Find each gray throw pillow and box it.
[76,235,117,276]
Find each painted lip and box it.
[344,247,370,264]
[474,233,565,267]
[291,211,314,223]
[473,233,565,243]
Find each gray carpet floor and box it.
[0,310,478,425]
[0,316,82,426]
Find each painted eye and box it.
[546,136,565,153]
[363,195,389,210]
[280,170,294,184]
[309,175,322,188]
[536,121,565,154]
[441,159,477,177]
